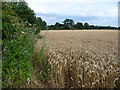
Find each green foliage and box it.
[10,2,36,24]
[55,22,61,27]
[63,19,75,29]
[63,19,75,26]
[33,44,51,83]
[2,2,37,88]
[47,19,118,30]
[75,22,83,29]
[2,2,21,40]
[0,40,2,45]
[36,34,44,39]
[2,1,50,88]
[2,2,47,37]
[84,22,89,29]
[35,17,47,34]
[84,22,89,27]
[2,2,21,23]
[2,22,36,88]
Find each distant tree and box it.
[55,22,61,27]
[84,22,89,29]
[75,22,83,29]
[89,25,96,29]
[36,17,47,33]
[36,17,47,28]
[63,19,75,29]
[63,19,74,26]
[54,22,61,29]
[42,21,47,29]
[84,22,89,27]
[48,25,56,30]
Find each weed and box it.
[37,34,44,39]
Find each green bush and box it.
[2,2,49,88]
[2,22,36,88]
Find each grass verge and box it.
[2,22,36,88]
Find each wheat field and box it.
[36,30,120,88]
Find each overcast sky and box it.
[26,0,119,27]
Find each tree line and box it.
[47,19,118,30]
[2,1,118,36]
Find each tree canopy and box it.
[10,2,36,24]
[75,22,83,29]
[2,1,47,40]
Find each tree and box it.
[63,19,75,29]
[36,17,47,28]
[75,22,83,29]
[89,25,96,29]
[35,17,47,33]
[36,17,43,28]
[63,19,74,26]
[84,22,89,27]
[11,2,36,24]
[42,21,47,29]
[55,22,61,27]
[48,25,56,30]
[54,22,61,29]
[84,22,89,29]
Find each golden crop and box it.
[37,30,119,88]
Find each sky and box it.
[26,0,119,27]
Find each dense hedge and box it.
[2,2,37,87]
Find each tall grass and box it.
[2,22,36,88]
[33,30,51,85]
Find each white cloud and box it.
[26,0,118,17]
[26,0,119,26]
[26,0,119,3]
